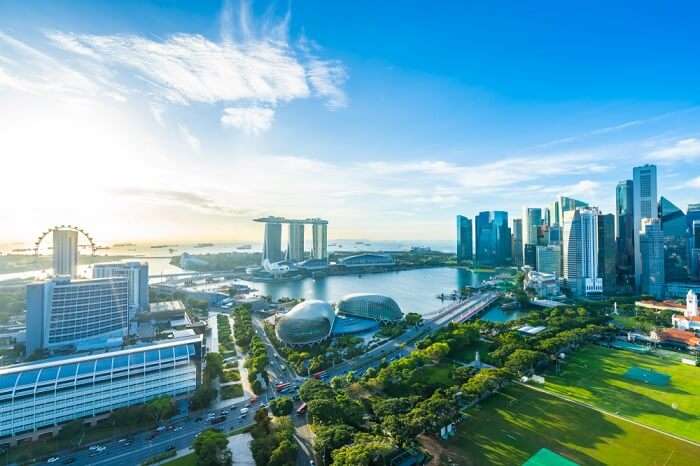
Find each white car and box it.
[47,457,60,463]
[240,407,249,415]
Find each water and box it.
[479,306,529,323]
[239,267,498,316]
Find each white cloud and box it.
[649,138,700,161]
[221,106,275,134]
[178,124,200,152]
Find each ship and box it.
[194,243,214,248]
[237,244,253,250]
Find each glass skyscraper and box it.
[658,197,688,283]
[616,180,634,287]
[475,211,511,266]
[633,164,658,290]
[456,215,473,262]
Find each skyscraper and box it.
[597,213,616,293]
[262,222,283,263]
[551,200,560,226]
[615,180,634,286]
[558,196,588,228]
[691,220,700,280]
[512,218,523,266]
[312,223,328,260]
[287,223,305,262]
[640,218,665,299]
[523,207,542,247]
[544,208,551,227]
[456,215,473,262]
[25,276,129,355]
[658,197,688,283]
[524,244,537,268]
[633,164,658,289]
[562,207,602,296]
[53,228,78,278]
[475,211,510,266]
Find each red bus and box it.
[275,382,291,392]
[296,402,307,415]
[312,370,327,380]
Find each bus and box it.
[312,370,327,380]
[275,382,291,392]
[296,402,308,416]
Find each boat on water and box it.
[194,243,214,248]
[237,244,252,250]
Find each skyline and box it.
[2,1,700,242]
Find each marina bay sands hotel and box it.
[253,216,328,264]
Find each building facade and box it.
[633,164,658,290]
[275,300,336,346]
[93,261,149,317]
[25,277,129,355]
[512,218,523,267]
[562,208,602,296]
[597,213,616,293]
[335,293,403,322]
[658,197,689,283]
[0,336,201,440]
[523,207,542,249]
[52,229,78,278]
[456,215,473,262]
[615,180,635,288]
[640,218,665,299]
[536,245,561,276]
[312,223,328,260]
[262,222,283,263]
[287,223,305,262]
[475,211,511,266]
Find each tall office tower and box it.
[597,213,617,293]
[633,164,658,290]
[511,218,523,266]
[544,208,551,227]
[558,196,588,226]
[523,207,543,247]
[524,244,537,268]
[615,180,635,286]
[312,223,328,260]
[536,224,550,246]
[688,204,700,235]
[691,220,700,280]
[287,223,305,262]
[562,207,602,296]
[456,215,473,262]
[52,228,78,278]
[93,261,150,318]
[658,197,689,283]
[548,224,562,245]
[25,276,129,355]
[551,201,560,225]
[475,211,510,265]
[262,222,283,264]
[640,218,665,299]
[536,245,562,276]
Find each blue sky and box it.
[1,1,700,243]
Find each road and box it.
[31,397,265,466]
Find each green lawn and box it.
[442,384,700,466]
[220,383,244,399]
[544,345,700,442]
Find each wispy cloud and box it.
[115,188,252,217]
[649,138,700,161]
[221,106,275,134]
[178,124,200,152]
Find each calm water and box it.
[240,267,524,322]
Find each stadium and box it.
[274,294,403,346]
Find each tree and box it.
[419,342,450,362]
[308,398,340,425]
[299,379,334,403]
[148,395,176,424]
[504,349,546,376]
[57,420,84,447]
[193,429,232,466]
[404,312,423,327]
[269,397,293,417]
[268,439,297,466]
[190,385,217,410]
[331,434,393,466]
[205,352,225,382]
[314,424,355,464]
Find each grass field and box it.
[163,452,196,466]
[442,384,700,466]
[544,345,700,442]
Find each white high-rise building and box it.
[93,261,150,318]
[52,228,78,278]
[523,207,542,247]
[312,223,328,260]
[562,207,602,296]
[633,164,658,289]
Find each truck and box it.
[275,382,291,392]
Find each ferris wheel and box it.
[33,225,97,256]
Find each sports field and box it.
[441,384,700,466]
[544,345,700,442]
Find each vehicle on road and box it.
[296,402,307,415]
[240,407,249,415]
[47,457,60,463]
[210,416,226,425]
[275,382,291,392]
[61,458,75,464]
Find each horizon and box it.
[2,1,700,243]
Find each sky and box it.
[1,1,700,245]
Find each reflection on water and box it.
[241,267,490,315]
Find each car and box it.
[221,410,230,415]
[207,411,216,417]
[156,426,167,432]
[240,407,249,415]
[238,413,247,419]
[47,457,60,463]
[61,458,76,464]
[174,426,184,432]
[96,446,107,452]
[118,438,128,443]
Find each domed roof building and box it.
[275,300,336,346]
[336,293,403,322]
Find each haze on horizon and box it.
[1,0,700,244]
